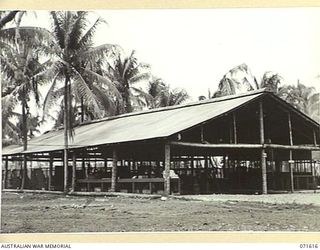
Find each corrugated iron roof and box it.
[2,90,267,155]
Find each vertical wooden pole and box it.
[191,156,194,176]
[63,77,69,194]
[82,157,86,178]
[71,153,76,192]
[233,112,237,144]
[223,155,227,178]
[104,158,107,175]
[63,150,68,193]
[4,156,8,189]
[21,94,28,190]
[200,125,204,142]
[48,155,53,191]
[311,128,316,191]
[269,148,276,190]
[111,149,117,192]
[311,160,316,191]
[229,120,233,144]
[164,144,171,196]
[288,112,294,193]
[21,154,27,190]
[259,101,267,194]
[205,155,209,193]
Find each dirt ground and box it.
[1,191,320,233]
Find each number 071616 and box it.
[300,244,319,249]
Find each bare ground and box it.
[1,191,320,233]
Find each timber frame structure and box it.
[2,89,320,195]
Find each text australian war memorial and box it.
[2,89,320,195]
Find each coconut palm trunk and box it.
[21,93,28,190]
[124,87,132,113]
[63,76,69,193]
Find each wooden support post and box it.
[229,121,233,144]
[223,155,227,178]
[259,100,267,194]
[48,155,53,191]
[205,155,209,193]
[191,156,194,176]
[232,112,237,144]
[314,129,317,146]
[82,158,86,178]
[21,154,27,190]
[63,149,68,193]
[288,112,294,193]
[104,158,107,174]
[4,156,8,189]
[164,144,171,196]
[311,160,316,191]
[71,153,76,192]
[111,149,117,192]
[289,151,294,192]
[200,125,204,142]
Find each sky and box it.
[5,8,320,133]
[20,8,320,100]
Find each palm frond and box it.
[0,26,54,47]
[131,86,154,106]
[82,67,122,100]
[71,68,104,118]
[121,50,136,79]
[68,11,88,50]
[81,43,120,63]
[50,11,65,48]
[42,73,61,120]
[129,72,151,84]
[0,11,19,29]
[91,84,117,116]
[78,16,106,49]
[3,120,21,144]
[1,94,18,120]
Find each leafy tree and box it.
[214,64,259,97]
[102,50,151,113]
[0,16,53,189]
[212,64,319,121]
[1,23,52,150]
[146,77,189,108]
[278,82,320,123]
[260,71,283,93]
[42,11,120,191]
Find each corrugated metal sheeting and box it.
[2,91,264,155]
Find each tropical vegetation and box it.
[211,63,320,123]
[1,11,319,155]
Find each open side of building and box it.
[2,89,320,195]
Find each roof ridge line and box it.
[74,88,268,128]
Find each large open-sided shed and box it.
[2,89,320,195]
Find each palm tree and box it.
[1,26,51,148]
[102,50,151,113]
[214,64,259,97]
[1,86,20,146]
[213,64,320,121]
[307,92,320,123]
[260,71,283,93]
[1,83,41,147]
[43,11,120,192]
[278,82,320,122]
[1,21,53,189]
[146,77,189,108]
